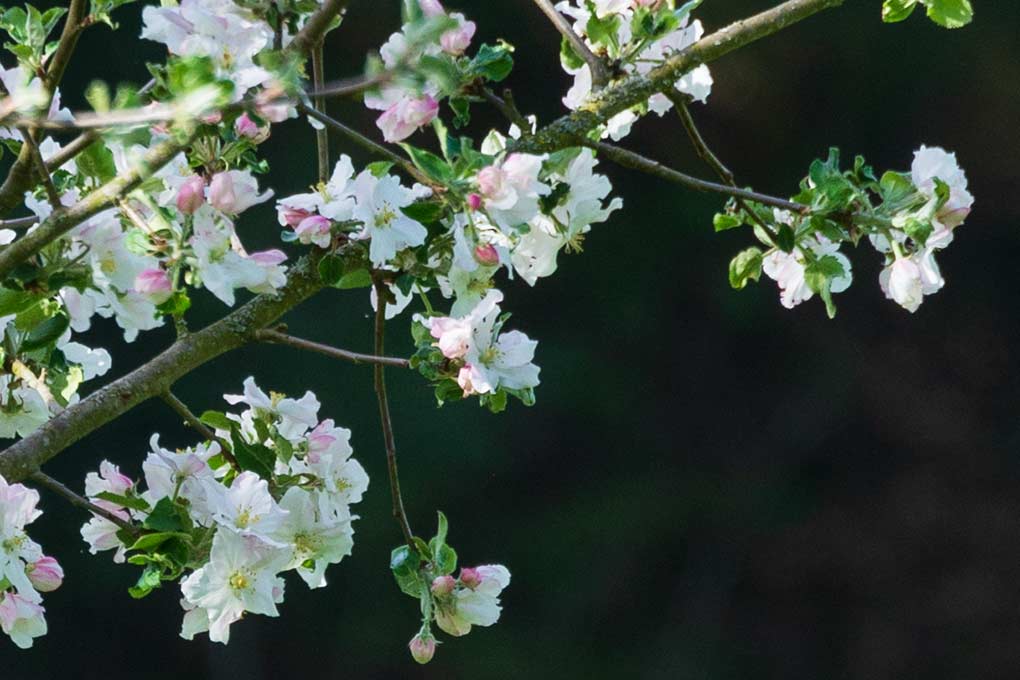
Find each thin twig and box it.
[29,471,139,535]
[17,130,61,208]
[45,130,98,173]
[312,43,330,182]
[298,104,433,186]
[372,277,416,550]
[480,87,531,134]
[531,0,611,88]
[257,328,410,368]
[582,139,808,213]
[160,391,237,468]
[0,215,37,230]
[666,88,776,242]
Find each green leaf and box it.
[155,290,191,317]
[390,545,424,598]
[143,497,186,532]
[20,313,68,352]
[882,0,918,22]
[95,491,150,512]
[776,224,796,253]
[336,268,373,290]
[0,289,41,317]
[713,213,743,232]
[402,201,445,224]
[879,170,915,205]
[433,544,457,576]
[804,255,846,319]
[199,410,233,431]
[728,247,764,290]
[559,35,584,70]
[231,429,275,479]
[586,12,621,55]
[318,254,344,286]
[128,531,190,553]
[468,42,515,83]
[366,161,394,177]
[924,0,973,28]
[76,139,117,182]
[433,510,449,547]
[400,144,452,183]
[128,564,162,599]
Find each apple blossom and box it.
[134,269,173,304]
[176,174,207,214]
[351,170,430,266]
[434,565,511,637]
[25,557,63,593]
[409,633,437,664]
[376,94,440,143]
[207,170,273,215]
[294,215,333,248]
[0,591,47,649]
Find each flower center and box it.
[375,204,397,229]
[228,570,251,592]
[479,347,500,366]
[235,509,260,529]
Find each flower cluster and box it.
[78,378,367,644]
[724,146,973,316]
[0,475,64,649]
[390,512,511,664]
[557,0,713,140]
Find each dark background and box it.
[3,1,1020,678]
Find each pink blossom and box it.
[248,249,287,267]
[294,214,332,248]
[0,592,46,649]
[134,269,173,304]
[459,567,482,589]
[457,364,480,396]
[440,16,476,55]
[176,174,206,214]
[376,95,439,143]
[409,634,436,664]
[474,244,499,266]
[26,556,64,592]
[234,113,260,139]
[306,422,337,464]
[431,575,456,596]
[207,170,272,215]
[280,207,313,228]
[427,317,473,359]
[418,0,445,17]
[200,111,222,125]
[467,193,482,211]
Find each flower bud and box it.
[467,193,483,211]
[441,18,476,55]
[418,0,445,17]
[431,574,456,596]
[295,214,332,248]
[176,174,206,215]
[377,95,439,143]
[249,249,287,267]
[134,269,173,304]
[459,567,481,589]
[26,556,63,592]
[234,113,260,139]
[409,634,436,664]
[207,172,237,214]
[201,111,223,125]
[476,166,505,198]
[474,244,500,267]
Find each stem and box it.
[18,129,61,208]
[29,471,138,535]
[312,43,330,183]
[531,0,611,89]
[160,391,237,468]
[666,88,776,242]
[0,216,37,230]
[256,328,410,368]
[480,87,531,134]
[372,278,415,549]
[584,140,807,213]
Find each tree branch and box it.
[583,139,806,212]
[0,255,325,483]
[289,0,349,55]
[513,0,845,154]
[257,328,410,368]
[312,44,330,183]
[531,0,611,89]
[372,278,415,549]
[29,471,139,535]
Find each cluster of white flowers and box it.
[418,290,540,398]
[557,0,713,141]
[366,0,477,141]
[79,378,367,644]
[0,475,64,649]
[761,146,973,314]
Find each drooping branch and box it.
[0,255,325,483]
[583,139,806,213]
[29,471,139,535]
[531,0,611,89]
[256,328,411,368]
[513,0,846,155]
[372,278,416,549]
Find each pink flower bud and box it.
[295,214,332,248]
[467,193,483,211]
[201,111,223,125]
[441,18,476,55]
[408,634,436,664]
[207,172,237,214]
[134,269,173,304]
[279,207,312,228]
[26,556,63,592]
[457,364,479,396]
[376,95,439,143]
[476,165,504,198]
[234,113,260,139]
[459,567,482,589]
[418,0,445,17]
[431,575,456,596]
[176,174,206,215]
[474,244,499,267]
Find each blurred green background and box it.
[3,1,1020,678]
